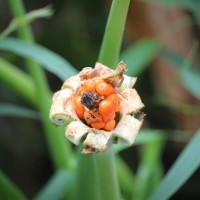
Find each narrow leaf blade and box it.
[0,170,27,200]
[34,170,74,200]
[141,0,200,21]
[160,48,200,100]
[149,129,200,200]
[121,39,160,76]
[181,67,200,99]
[115,130,166,153]
[0,103,40,120]
[0,38,78,81]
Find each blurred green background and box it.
[0,0,200,199]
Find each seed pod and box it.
[49,61,145,154]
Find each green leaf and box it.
[0,103,40,119]
[181,67,200,100]
[116,155,135,199]
[0,38,78,81]
[149,129,200,200]
[120,39,160,76]
[141,0,200,21]
[115,130,166,153]
[0,170,27,200]
[115,129,189,153]
[0,5,53,40]
[0,58,36,105]
[133,139,165,200]
[160,47,184,68]
[160,48,200,100]
[135,130,166,145]
[34,170,74,200]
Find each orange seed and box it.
[82,79,96,92]
[104,120,116,131]
[84,110,103,125]
[102,110,115,122]
[91,121,105,129]
[98,100,114,115]
[96,81,114,96]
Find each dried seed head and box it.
[49,61,145,154]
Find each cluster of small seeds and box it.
[75,78,121,131]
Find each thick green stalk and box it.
[93,147,120,200]
[93,0,130,199]
[0,170,27,200]
[98,0,130,68]
[75,153,100,200]
[8,0,72,170]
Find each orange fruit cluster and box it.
[75,79,121,131]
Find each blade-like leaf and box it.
[133,139,165,200]
[141,0,200,21]
[116,155,135,199]
[0,170,27,200]
[0,5,53,40]
[0,58,36,105]
[149,129,200,200]
[115,130,166,153]
[34,170,74,200]
[160,48,200,100]
[120,39,160,76]
[115,130,189,153]
[181,67,200,100]
[0,38,78,81]
[0,103,40,120]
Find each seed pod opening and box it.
[49,61,145,153]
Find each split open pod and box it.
[49,61,144,154]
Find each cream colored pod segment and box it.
[112,88,144,145]
[49,88,74,125]
[82,129,113,154]
[66,120,93,145]
[49,74,82,126]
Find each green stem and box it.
[93,0,130,199]
[75,152,100,200]
[93,147,121,200]
[0,170,27,200]
[98,0,130,68]
[8,0,72,170]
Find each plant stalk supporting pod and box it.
[94,1,130,199]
